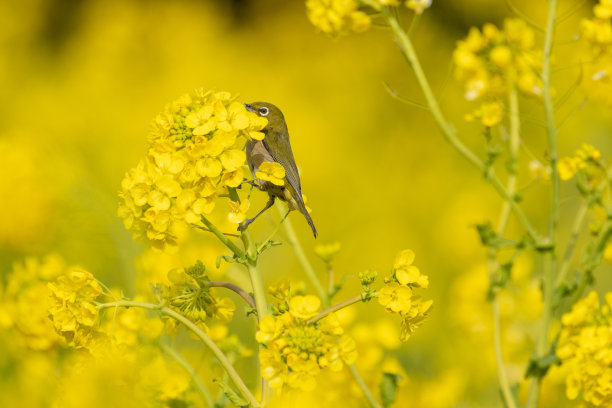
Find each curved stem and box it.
[487,86,520,408]
[160,343,215,407]
[348,364,382,408]
[277,204,328,305]
[528,1,559,406]
[555,201,588,288]
[307,294,365,324]
[375,4,541,244]
[200,216,245,258]
[209,281,256,309]
[98,301,259,408]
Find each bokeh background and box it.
[1,0,611,406]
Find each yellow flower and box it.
[479,100,503,127]
[257,293,357,391]
[393,249,429,288]
[289,295,321,320]
[400,298,433,341]
[314,241,342,263]
[558,157,580,181]
[256,161,286,186]
[228,200,249,224]
[406,0,432,14]
[306,0,371,37]
[378,283,412,314]
[558,291,612,406]
[48,266,103,348]
[119,89,268,251]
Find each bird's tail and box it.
[300,207,318,239]
[286,188,317,238]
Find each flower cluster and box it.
[557,143,603,181]
[48,266,103,348]
[581,0,612,104]
[0,255,65,350]
[256,292,357,390]
[378,249,432,341]
[166,261,236,331]
[453,19,541,126]
[557,291,612,407]
[306,0,432,37]
[306,0,371,37]
[118,90,268,250]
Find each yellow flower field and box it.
[1,0,612,407]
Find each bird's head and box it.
[244,102,286,131]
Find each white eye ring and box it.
[259,107,269,116]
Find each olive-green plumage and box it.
[243,102,317,238]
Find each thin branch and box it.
[307,295,364,325]
[209,281,256,309]
[98,301,259,407]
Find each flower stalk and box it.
[98,300,260,408]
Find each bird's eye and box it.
[258,107,270,117]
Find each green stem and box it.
[200,216,246,258]
[307,294,365,324]
[348,364,382,408]
[98,301,259,408]
[555,201,588,288]
[229,188,269,403]
[487,86,520,408]
[375,5,540,244]
[160,343,215,407]
[277,204,328,306]
[528,1,558,406]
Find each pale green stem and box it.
[371,3,541,244]
[556,165,612,288]
[98,301,259,408]
[487,86,520,408]
[276,204,328,306]
[160,343,214,407]
[307,294,365,325]
[348,364,382,408]
[229,186,270,403]
[555,201,588,288]
[528,1,559,406]
[200,216,245,258]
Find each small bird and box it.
[241,102,317,238]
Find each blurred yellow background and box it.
[1,0,611,406]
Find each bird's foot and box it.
[237,218,255,232]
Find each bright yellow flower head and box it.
[306,0,371,37]
[228,200,250,224]
[378,283,413,314]
[289,295,321,320]
[558,291,612,406]
[119,89,268,251]
[406,0,432,14]
[256,161,286,187]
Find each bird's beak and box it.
[243,103,255,112]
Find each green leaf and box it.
[475,223,518,249]
[525,341,560,380]
[380,372,402,408]
[213,378,251,407]
[216,254,247,269]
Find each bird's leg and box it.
[238,196,276,231]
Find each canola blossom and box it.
[453,19,541,126]
[118,90,267,250]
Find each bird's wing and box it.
[263,127,318,238]
[263,127,302,196]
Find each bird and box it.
[240,102,317,238]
